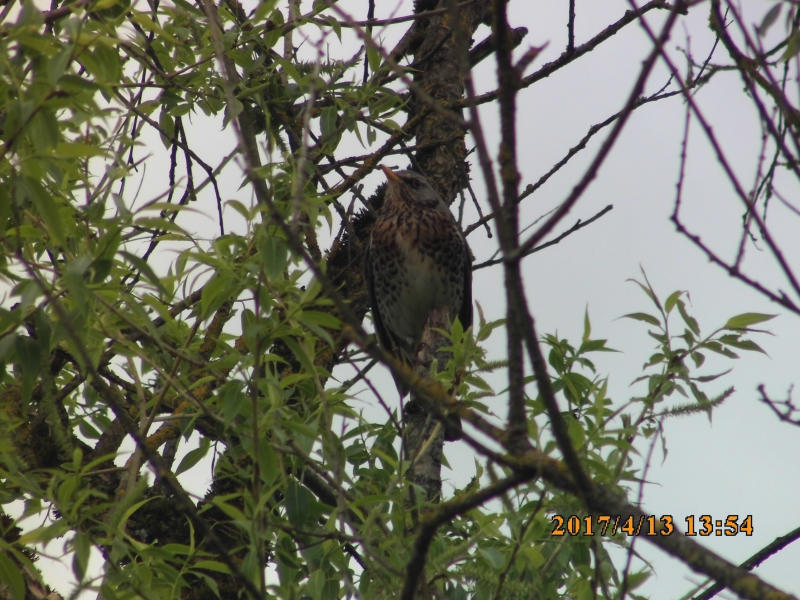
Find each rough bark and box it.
[408,2,491,204]
[398,0,491,504]
[403,306,461,504]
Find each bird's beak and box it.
[381,165,403,183]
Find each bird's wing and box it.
[365,240,409,398]
[459,238,474,330]
[364,241,398,356]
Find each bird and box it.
[364,166,473,440]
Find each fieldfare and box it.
[365,166,473,438]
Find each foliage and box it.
[0,1,791,600]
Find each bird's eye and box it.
[406,179,419,188]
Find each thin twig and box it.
[693,520,800,600]
[568,0,576,54]
[458,0,683,109]
[515,2,686,259]
[473,205,613,270]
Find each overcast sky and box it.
[20,0,800,597]
[484,2,800,598]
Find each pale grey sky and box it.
[20,0,800,597]
[490,2,800,598]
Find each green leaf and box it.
[350,494,390,509]
[26,178,65,245]
[19,35,56,54]
[48,45,73,84]
[366,45,381,74]
[676,300,700,336]
[226,199,252,220]
[567,416,586,449]
[626,570,651,591]
[477,317,505,342]
[17,0,44,25]
[28,107,61,153]
[275,57,301,83]
[721,338,767,354]
[160,543,193,555]
[299,311,340,330]
[627,276,661,310]
[723,313,777,330]
[210,497,247,523]
[757,4,781,37]
[258,441,280,486]
[284,336,316,375]
[0,553,24,600]
[120,251,168,297]
[252,0,278,24]
[194,560,231,574]
[191,573,220,598]
[286,419,318,456]
[217,381,247,424]
[702,341,738,359]
[327,16,342,41]
[369,92,400,118]
[284,480,310,527]
[130,13,176,42]
[241,549,259,581]
[479,547,505,570]
[383,118,401,131]
[72,532,91,582]
[15,335,41,404]
[78,420,101,440]
[579,339,617,354]
[168,103,192,117]
[0,332,17,362]
[694,368,732,383]
[58,74,101,93]
[159,107,175,148]
[322,577,339,600]
[664,291,683,314]
[261,236,288,280]
[199,274,232,319]
[297,318,335,347]
[320,106,338,140]
[307,570,325,600]
[174,438,210,476]
[110,495,156,532]
[622,312,660,326]
[784,30,800,60]
[4,226,42,239]
[521,545,545,568]
[92,43,122,83]
[582,306,591,343]
[56,142,106,157]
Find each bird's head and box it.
[380,166,447,211]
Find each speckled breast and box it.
[369,202,467,354]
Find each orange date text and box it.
[684,515,753,536]
[550,515,676,537]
